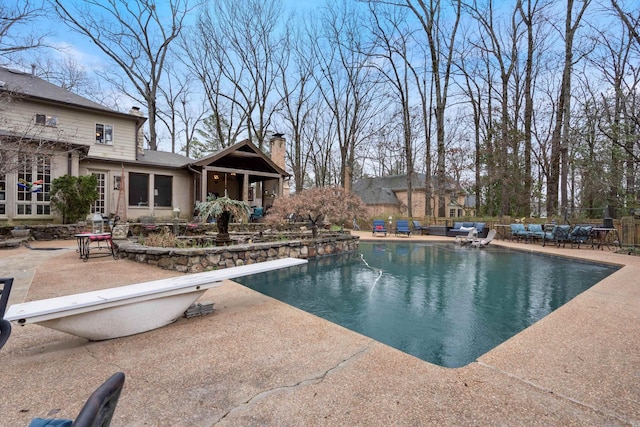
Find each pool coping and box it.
[0,234,638,425]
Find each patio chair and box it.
[471,229,497,248]
[28,372,125,427]
[454,227,477,245]
[0,277,13,350]
[395,220,411,237]
[372,220,387,237]
[525,223,545,243]
[509,223,527,241]
[567,225,593,248]
[411,220,429,235]
[542,225,571,247]
[251,207,264,222]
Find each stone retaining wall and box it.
[115,234,359,273]
[0,222,312,240]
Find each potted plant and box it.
[195,195,250,245]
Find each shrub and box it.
[50,174,99,224]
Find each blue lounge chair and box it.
[542,225,571,247]
[525,223,545,243]
[568,225,593,248]
[509,223,527,241]
[372,220,387,237]
[395,220,411,237]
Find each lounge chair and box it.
[542,225,571,247]
[471,229,497,247]
[372,220,387,237]
[395,220,411,237]
[454,227,477,244]
[525,223,545,243]
[567,225,593,248]
[411,220,429,235]
[28,372,125,427]
[509,223,527,241]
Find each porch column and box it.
[242,173,249,203]
[201,169,208,203]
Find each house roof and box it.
[137,150,193,168]
[352,173,465,205]
[353,186,400,205]
[0,67,139,119]
[353,173,428,192]
[191,139,288,176]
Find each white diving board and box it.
[4,257,307,341]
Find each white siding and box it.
[3,99,138,162]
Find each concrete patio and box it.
[0,233,638,426]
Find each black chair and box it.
[29,372,125,427]
[73,372,125,427]
[0,277,13,350]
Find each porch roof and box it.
[190,139,288,177]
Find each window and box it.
[35,113,58,126]
[0,175,6,215]
[449,208,456,218]
[16,154,51,216]
[95,123,113,144]
[91,172,107,214]
[154,175,172,207]
[129,172,149,206]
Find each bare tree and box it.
[365,2,419,216]
[156,65,205,155]
[53,0,196,151]
[0,0,49,63]
[610,0,640,46]
[31,56,96,97]
[181,8,245,150]
[546,0,591,216]
[184,0,284,150]
[275,21,320,192]
[313,1,389,189]
[464,0,525,215]
[399,0,462,217]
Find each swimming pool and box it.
[235,242,619,368]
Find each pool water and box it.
[235,242,619,368]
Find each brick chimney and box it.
[269,133,286,170]
[269,133,289,197]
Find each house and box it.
[352,173,469,218]
[0,66,288,225]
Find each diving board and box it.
[4,257,307,341]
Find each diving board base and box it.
[5,257,307,341]
[34,289,212,341]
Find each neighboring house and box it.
[352,173,469,218]
[0,66,288,225]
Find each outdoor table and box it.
[590,227,621,250]
[75,232,116,262]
